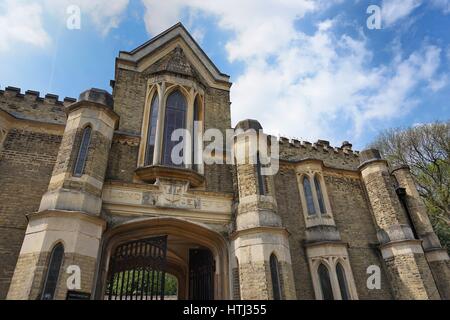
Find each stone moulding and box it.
[135,165,205,187]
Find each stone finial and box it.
[79,88,114,109]
[359,148,382,165]
[235,119,263,132]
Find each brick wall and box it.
[0,129,61,299]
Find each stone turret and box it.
[231,119,296,300]
[7,89,119,300]
[359,149,441,299]
[391,165,450,299]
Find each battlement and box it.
[0,86,76,106]
[271,135,360,171]
[0,86,77,125]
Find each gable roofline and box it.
[118,22,230,83]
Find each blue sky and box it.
[1,0,449,149]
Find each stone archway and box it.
[94,217,229,300]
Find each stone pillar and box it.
[359,149,440,300]
[391,166,450,299]
[7,89,119,300]
[231,119,296,300]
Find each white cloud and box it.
[0,0,51,52]
[381,0,422,27]
[140,1,447,145]
[431,0,450,14]
[0,0,129,52]
[381,0,450,27]
[43,0,130,36]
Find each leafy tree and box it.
[370,121,450,250]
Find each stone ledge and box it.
[135,165,205,187]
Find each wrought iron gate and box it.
[189,249,215,300]
[105,236,168,300]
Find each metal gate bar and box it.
[105,236,168,300]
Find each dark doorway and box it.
[105,236,168,300]
[189,249,215,300]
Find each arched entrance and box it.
[94,217,229,300]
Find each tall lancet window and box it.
[314,175,327,214]
[145,95,160,166]
[192,96,201,171]
[41,243,64,300]
[74,126,92,177]
[336,263,350,300]
[270,254,282,300]
[303,176,316,215]
[318,263,334,300]
[162,90,187,167]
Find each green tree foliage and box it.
[370,121,450,250]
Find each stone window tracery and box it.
[139,80,204,174]
[309,255,358,300]
[296,163,335,228]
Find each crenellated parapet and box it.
[275,136,360,170]
[0,86,77,125]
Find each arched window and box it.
[303,176,316,215]
[270,254,282,300]
[192,96,201,170]
[314,175,327,214]
[41,243,64,300]
[162,90,187,167]
[336,263,350,300]
[73,126,92,176]
[145,94,160,166]
[318,263,334,300]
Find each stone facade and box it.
[1,23,449,300]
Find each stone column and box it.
[392,165,450,299]
[7,89,119,300]
[231,119,296,300]
[359,149,440,300]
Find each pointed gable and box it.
[117,23,231,90]
[145,46,194,77]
